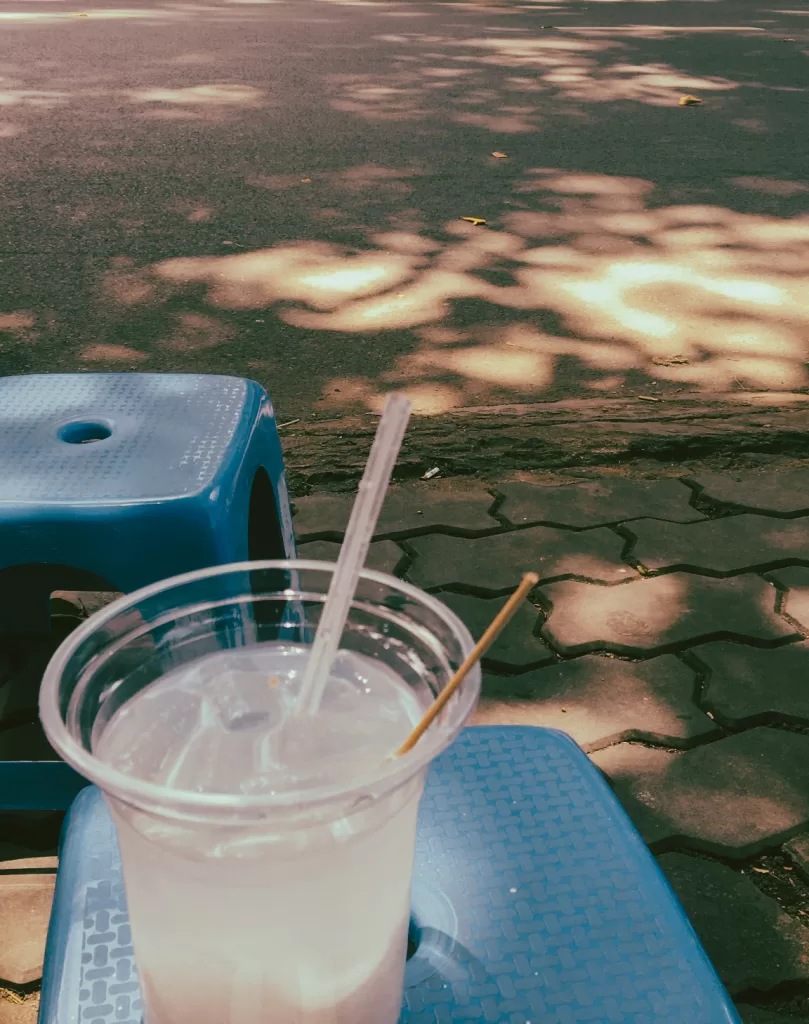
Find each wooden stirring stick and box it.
[394,572,539,757]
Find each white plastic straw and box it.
[295,393,413,715]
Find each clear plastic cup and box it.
[39,560,480,1024]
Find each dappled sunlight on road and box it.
[0,313,36,334]
[2,0,807,417]
[455,34,736,105]
[248,164,419,197]
[81,342,149,363]
[128,84,265,106]
[0,75,268,124]
[92,165,809,415]
[0,82,70,109]
[155,243,417,309]
[0,311,43,352]
[0,7,200,20]
[331,27,739,128]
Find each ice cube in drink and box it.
[94,643,425,1024]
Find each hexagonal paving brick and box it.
[593,740,677,776]
[292,485,498,540]
[0,872,56,984]
[540,573,793,655]
[408,527,633,593]
[0,996,40,1024]
[291,494,356,539]
[629,515,809,574]
[690,468,809,516]
[767,566,809,630]
[694,640,809,725]
[436,592,553,671]
[497,477,703,527]
[474,654,716,750]
[297,539,406,577]
[659,853,809,995]
[592,728,809,857]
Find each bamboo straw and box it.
[394,572,539,757]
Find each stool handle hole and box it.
[59,421,113,445]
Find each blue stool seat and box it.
[0,373,295,629]
[38,727,740,1024]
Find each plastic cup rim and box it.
[39,559,481,817]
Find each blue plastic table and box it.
[36,727,740,1024]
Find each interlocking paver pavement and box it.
[475,655,716,751]
[629,515,809,574]
[593,728,809,857]
[407,527,633,592]
[694,641,809,725]
[689,469,809,517]
[497,478,704,527]
[659,853,809,994]
[292,485,498,540]
[0,997,40,1024]
[540,573,794,654]
[434,592,553,671]
[297,539,406,576]
[767,566,809,630]
[0,871,56,984]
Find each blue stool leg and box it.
[216,405,295,565]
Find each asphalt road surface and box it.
[1,0,808,420]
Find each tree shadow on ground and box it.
[0,0,807,416]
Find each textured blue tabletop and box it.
[39,727,739,1024]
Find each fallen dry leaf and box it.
[679,95,703,106]
[301,178,312,183]
[461,217,487,226]
[652,355,689,366]
[752,867,769,874]
[491,152,508,159]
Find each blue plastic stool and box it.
[0,373,295,630]
[36,727,740,1024]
